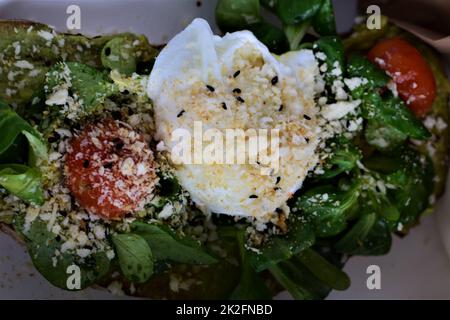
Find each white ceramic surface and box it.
[0,0,449,300]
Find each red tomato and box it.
[368,37,436,117]
[65,119,157,219]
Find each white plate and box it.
[0,0,449,299]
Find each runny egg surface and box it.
[147,18,323,222]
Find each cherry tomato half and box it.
[368,37,436,117]
[65,119,157,219]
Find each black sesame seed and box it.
[305,137,310,143]
[104,47,111,56]
[236,96,245,103]
[177,110,185,117]
[221,102,227,110]
[55,235,62,241]
[274,187,281,191]
[206,85,215,92]
[47,132,61,143]
[249,194,258,199]
[278,105,284,112]
[196,0,202,7]
[83,160,90,168]
[123,89,130,95]
[271,76,279,85]
[232,88,241,94]
[276,176,281,184]
[303,114,311,120]
[103,162,113,169]
[233,70,240,78]
[275,207,283,214]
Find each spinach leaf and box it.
[215,0,261,33]
[295,181,360,238]
[297,248,350,290]
[248,217,315,272]
[229,230,271,300]
[131,221,217,265]
[319,137,362,179]
[45,62,118,115]
[284,21,311,51]
[112,233,154,284]
[18,219,110,290]
[0,164,44,205]
[275,0,322,25]
[312,0,337,36]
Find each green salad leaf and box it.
[312,0,337,36]
[131,221,217,265]
[275,0,322,25]
[112,233,154,284]
[0,99,47,163]
[319,137,362,179]
[229,229,271,300]
[314,36,345,84]
[295,181,360,238]
[216,0,261,32]
[17,219,110,290]
[45,62,119,115]
[0,100,46,204]
[361,92,430,150]
[0,164,44,205]
[248,218,315,272]
[101,37,138,75]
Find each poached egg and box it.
[147,18,322,222]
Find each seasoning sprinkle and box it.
[271,76,279,85]
[206,84,215,92]
[249,195,258,199]
[221,102,227,110]
[236,96,245,103]
[303,114,311,120]
[177,110,185,117]
[233,70,240,78]
[232,88,241,94]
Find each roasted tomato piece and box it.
[65,119,157,219]
[368,37,436,117]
